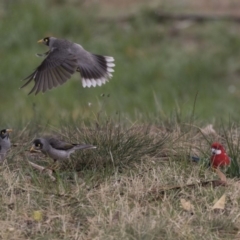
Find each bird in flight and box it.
[21,37,115,95]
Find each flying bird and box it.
[30,137,96,161]
[210,142,231,168]
[21,37,115,95]
[0,129,12,162]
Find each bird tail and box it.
[73,144,97,150]
[79,54,115,88]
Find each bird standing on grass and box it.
[30,137,96,162]
[22,37,115,95]
[0,129,12,162]
[210,142,231,168]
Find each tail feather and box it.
[73,144,97,150]
[79,54,115,88]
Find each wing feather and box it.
[22,49,77,95]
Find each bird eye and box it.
[44,38,48,42]
[38,144,40,147]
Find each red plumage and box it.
[210,142,230,168]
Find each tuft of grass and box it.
[220,123,240,178]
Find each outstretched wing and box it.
[21,49,78,95]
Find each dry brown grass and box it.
[1,119,240,239]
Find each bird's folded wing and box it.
[47,138,74,150]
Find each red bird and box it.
[210,142,231,168]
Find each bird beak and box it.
[37,39,44,43]
[30,145,41,153]
[30,146,36,152]
[6,129,13,133]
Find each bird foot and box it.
[35,51,50,57]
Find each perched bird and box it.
[21,37,115,95]
[0,129,12,162]
[210,142,231,168]
[30,137,96,161]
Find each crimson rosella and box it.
[210,142,231,168]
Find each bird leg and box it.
[35,51,50,57]
[49,159,60,172]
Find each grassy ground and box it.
[1,0,240,239]
[2,118,240,239]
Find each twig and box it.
[28,161,56,181]
[148,180,226,197]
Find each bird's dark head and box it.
[0,129,12,140]
[31,139,43,151]
[37,37,50,46]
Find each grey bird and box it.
[30,137,96,161]
[0,129,12,162]
[21,37,115,95]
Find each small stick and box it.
[28,161,56,181]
